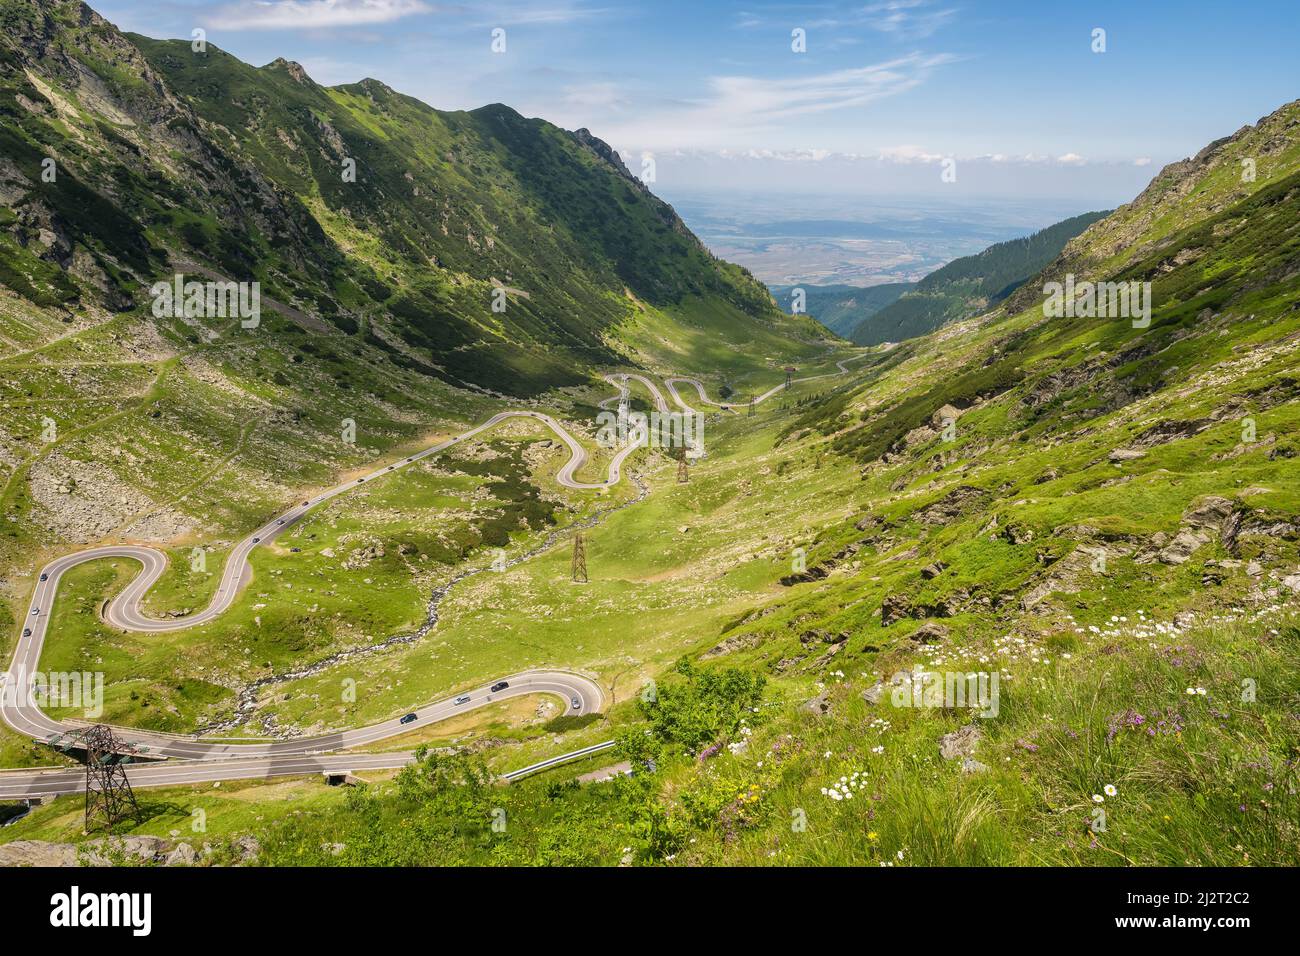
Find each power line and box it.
[572,532,588,583]
[80,724,140,832]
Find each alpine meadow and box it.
[0,0,1297,918]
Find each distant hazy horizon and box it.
[659,188,1105,288]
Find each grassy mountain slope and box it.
[9,101,1297,865]
[854,211,1109,345]
[770,281,914,337]
[0,0,817,397]
[1,4,1296,867]
[0,0,830,765]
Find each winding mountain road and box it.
[1,356,869,796]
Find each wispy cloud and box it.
[597,52,956,151]
[597,53,954,151]
[206,0,432,31]
[862,0,957,40]
[738,0,957,41]
[483,2,610,25]
[714,54,955,121]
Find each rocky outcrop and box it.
[1131,418,1211,448]
[701,632,762,659]
[881,593,912,626]
[914,485,986,527]
[0,835,244,867]
[1155,496,1241,565]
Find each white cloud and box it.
[1134,156,1153,166]
[206,0,431,31]
[495,3,610,25]
[877,143,943,163]
[600,53,956,151]
[743,0,956,40]
[669,147,1123,169]
[862,0,956,40]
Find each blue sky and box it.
[95,0,1300,202]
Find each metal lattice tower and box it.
[677,455,689,483]
[784,366,796,388]
[749,398,755,417]
[80,724,139,832]
[571,532,588,583]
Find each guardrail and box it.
[501,740,617,781]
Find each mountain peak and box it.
[1030,97,1300,287]
[571,127,638,184]
[264,57,312,85]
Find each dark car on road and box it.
[490,681,509,693]
[399,713,418,725]
[39,573,48,581]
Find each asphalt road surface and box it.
[0,739,620,799]
[1,361,869,797]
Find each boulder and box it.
[939,724,981,761]
[910,621,950,644]
[804,690,833,716]
[1004,524,1035,545]
[164,842,196,867]
[931,404,963,427]
[920,561,946,580]
[1159,530,1207,565]
[1108,448,1145,462]
[235,836,260,863]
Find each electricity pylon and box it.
[81,724,140,832]
[572,533,588,583]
